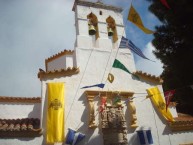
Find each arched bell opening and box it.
[87,13,99,40]
[106,16,118,43]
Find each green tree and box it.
[147,0,193,115]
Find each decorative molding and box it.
[101,106,128,145]
[85,90,134,98]
[72,0,123,12]
[101,96,108,128]
[168,120,193,131]
[85,90,134,129]
[0,97,41,103]
[38,67,80,80]
[127,99,138,128]
[45,50,74,63]
[87,95,97,128]
[133,71,163,84]
[45,49,74,71]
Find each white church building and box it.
[0,0,193,145]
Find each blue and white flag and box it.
[137,129,153,145]
[119,36,155,62]
[66,128,85,145]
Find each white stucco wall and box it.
[0,102,41,119]
[47,55,74,71]
[75,4,125,52]
[1,2,193,145]
[0,102,42,145]
[38,46,193,145]
[169,106,178,118]
[0,137,44,145]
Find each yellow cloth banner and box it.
[128,5,154,34]
[146,86,174,122]
[47,82,65,143]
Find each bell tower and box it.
[72,1,136,145]
[72,0,136,87]
[72,0,125,50]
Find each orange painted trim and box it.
[38,67,79,80]
[0,129,42,138]
[168,120,193,131]
[45,50,74,66]
[85,90,134,98]
[134,71,163,84]
[0,97,41,103]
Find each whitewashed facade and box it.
[0,0,193,145]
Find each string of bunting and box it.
[80,42,140,89]
[71,0,174,141]
[91,84,193,115]
[81,0,172,89]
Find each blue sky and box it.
[0,0,163,97]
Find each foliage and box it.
[147,0,193,115]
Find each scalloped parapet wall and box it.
[45,49,75,72]
[134,70,163,84]
[38,67,80,80]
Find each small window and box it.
[99,11,102,15]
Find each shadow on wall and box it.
[162,123,173,135]
[149,100,170,135]
[125,101,137,134]
[128,132,141,145]
[76,93,103,145]
[28,103,41,119]
[76,92,97,145]
[124,100,140,145]
[41,90,48,145]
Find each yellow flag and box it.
[146,86,174,122]
[47,82,65,143]
[128,5,154,34]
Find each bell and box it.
[108,28,114,36]
[89,24,96,35]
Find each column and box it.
[87,95,97,128]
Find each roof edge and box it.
[45,49,74,64]
[168,120,193,132]
[38,67,80,80]
[134,71,163,84]
[0,97,41,103]
[72,0,123,12]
